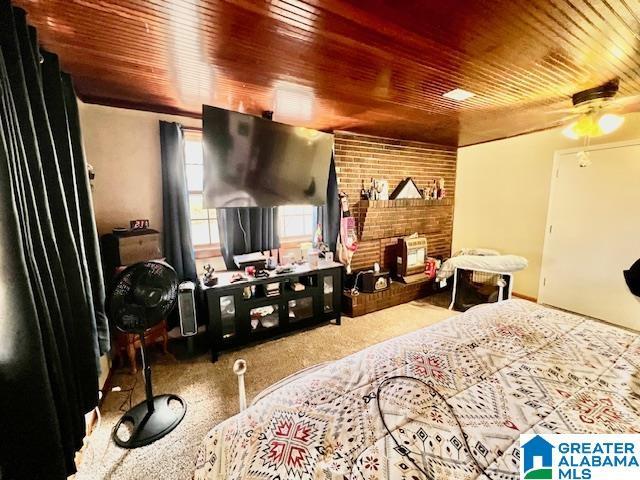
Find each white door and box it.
[539,142,640,331]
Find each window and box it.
[278,205,315,240]
[184,132,315,252]
[184,132,220,251]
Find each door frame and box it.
[538,138,640,305]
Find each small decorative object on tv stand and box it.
[202,263,218,287]
[201,261,342,361]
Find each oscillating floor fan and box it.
[106,260,186,448]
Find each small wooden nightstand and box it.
[112,320,169,374]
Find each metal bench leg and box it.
[448,268,458,310]
[507,273,514,300]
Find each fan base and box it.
[112,394,186,449]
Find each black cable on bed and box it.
[376,375,496,480]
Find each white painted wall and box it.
[79,103,201,389]
[453,112,640,299]
[78,102,201,235]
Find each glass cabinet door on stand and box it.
[249,304,280,332]
[322,275,334,313]
[288,297,314,323]
[219,295,236,339]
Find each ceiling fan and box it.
[555,79,639,139]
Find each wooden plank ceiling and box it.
[13,0,640,146]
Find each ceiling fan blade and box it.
[613,94,640,104]
[609,94,640,113]
[556,113,580,123]
[545,107,578,114]
[544,102,597,115]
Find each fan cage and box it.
[107,260,178,333]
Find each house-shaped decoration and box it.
[389,177,422,200]
[521,435,554,479]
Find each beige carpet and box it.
[75,300,454,480]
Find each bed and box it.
[194,300,640,479]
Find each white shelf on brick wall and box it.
[358,198,452,208]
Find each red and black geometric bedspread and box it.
[194,300,640,479]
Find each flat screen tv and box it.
[202,105,334,208]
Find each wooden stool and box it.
[113,319,169,374]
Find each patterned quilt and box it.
[194,300,640,479]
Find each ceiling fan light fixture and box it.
[562,114,600,139]
[598,113,624,134]
[562,122,581,139]
[576,114,602,137]
[562,112,624,139]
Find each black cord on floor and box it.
[117,375,139,412]
[376,375,496,480]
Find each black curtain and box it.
[313,152,340,252]
[217,207,280,269]
[159,121,197,281]
[0,3,109,479]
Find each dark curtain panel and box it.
[217,207,280,269]
[61,72,110,349]
[160,121,197,280]
[313,152,340,252]
[0,3,109,479]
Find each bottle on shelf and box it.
[360,179,368,200]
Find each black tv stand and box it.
[200,261,342,361]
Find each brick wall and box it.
[334,132,457,271]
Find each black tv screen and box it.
[202,105,334,208]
